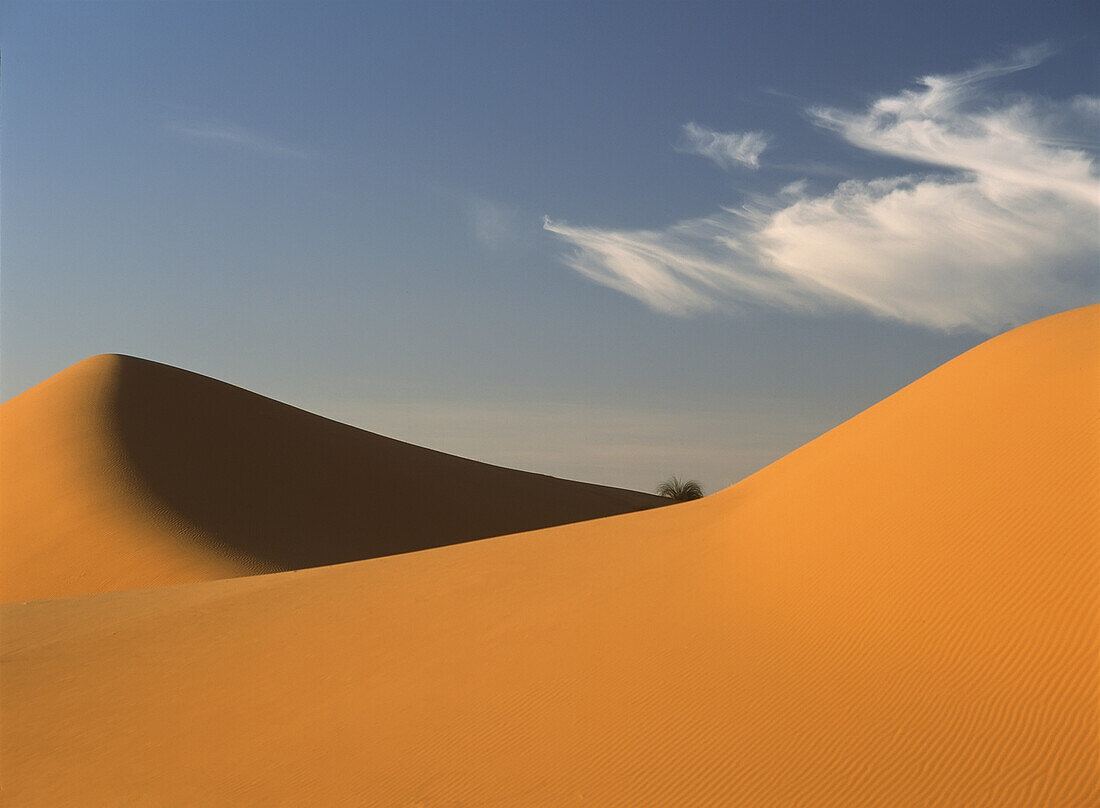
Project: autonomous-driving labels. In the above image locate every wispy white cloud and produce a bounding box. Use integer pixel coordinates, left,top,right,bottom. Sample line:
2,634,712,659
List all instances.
678,122,769,169
170,119,311,159
547,48,1099,333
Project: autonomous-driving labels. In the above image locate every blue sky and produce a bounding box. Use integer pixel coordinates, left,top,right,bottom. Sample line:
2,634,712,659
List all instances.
2,1,1097,492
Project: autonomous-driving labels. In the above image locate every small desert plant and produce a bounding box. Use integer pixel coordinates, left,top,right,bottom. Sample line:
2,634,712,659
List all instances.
655,476,704,502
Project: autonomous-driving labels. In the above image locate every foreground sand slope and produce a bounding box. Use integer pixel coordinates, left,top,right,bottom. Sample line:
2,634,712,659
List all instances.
3,305,1097,806
0,355,666,601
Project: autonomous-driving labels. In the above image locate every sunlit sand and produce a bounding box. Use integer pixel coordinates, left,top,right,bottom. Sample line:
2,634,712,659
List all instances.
2,304,1097,805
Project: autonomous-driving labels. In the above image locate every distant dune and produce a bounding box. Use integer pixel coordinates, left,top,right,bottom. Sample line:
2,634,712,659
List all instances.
3,305,1097,805
0,354,667,602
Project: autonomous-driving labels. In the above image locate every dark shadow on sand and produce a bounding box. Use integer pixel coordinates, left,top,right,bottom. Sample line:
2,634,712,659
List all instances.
108,356,668,572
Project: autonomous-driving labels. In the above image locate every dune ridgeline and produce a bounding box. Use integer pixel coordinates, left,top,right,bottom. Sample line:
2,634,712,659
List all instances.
2,304,1097,806
0,354,667,602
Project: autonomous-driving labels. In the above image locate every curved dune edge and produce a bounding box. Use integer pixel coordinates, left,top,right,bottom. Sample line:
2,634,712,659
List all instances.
0,355,667,602
3,305,1098,806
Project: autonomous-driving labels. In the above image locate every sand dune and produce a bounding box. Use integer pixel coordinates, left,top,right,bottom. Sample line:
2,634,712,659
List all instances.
2,305,1097,805
0,354,666,602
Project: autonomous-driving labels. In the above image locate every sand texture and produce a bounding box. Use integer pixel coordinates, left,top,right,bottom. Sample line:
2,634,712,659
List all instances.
0,354,667,602
2,305,1098,805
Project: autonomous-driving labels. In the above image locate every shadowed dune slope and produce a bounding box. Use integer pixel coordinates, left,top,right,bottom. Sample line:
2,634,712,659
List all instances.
0,355,667,602
3,305,1098,806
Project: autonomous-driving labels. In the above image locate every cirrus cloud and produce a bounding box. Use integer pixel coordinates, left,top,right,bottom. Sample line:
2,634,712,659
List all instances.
546,47,1099,333
678,122,770,169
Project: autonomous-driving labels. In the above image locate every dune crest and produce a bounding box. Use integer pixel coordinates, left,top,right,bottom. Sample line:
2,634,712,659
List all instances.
2,305,1097,805
0,354,666,602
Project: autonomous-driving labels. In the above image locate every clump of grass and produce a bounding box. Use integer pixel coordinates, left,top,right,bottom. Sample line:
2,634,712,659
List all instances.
655,476,704,502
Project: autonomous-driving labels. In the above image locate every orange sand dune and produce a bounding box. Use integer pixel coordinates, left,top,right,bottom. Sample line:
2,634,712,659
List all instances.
3,305,1098,806
0,354,666,602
